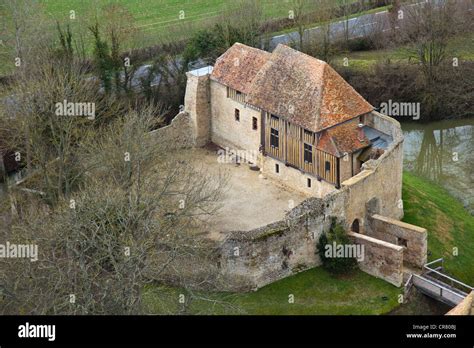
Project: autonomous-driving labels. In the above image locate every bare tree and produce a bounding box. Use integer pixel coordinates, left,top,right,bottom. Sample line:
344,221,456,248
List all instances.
0,42,126,205
305,0,337,61
0,108,228,315
399,1,464,115
288,0,317,52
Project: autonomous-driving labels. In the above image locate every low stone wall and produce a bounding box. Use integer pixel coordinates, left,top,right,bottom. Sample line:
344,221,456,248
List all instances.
369,214,427,268
219,197,336,291
348,232,404,287
446,291,474,315
148,112,193,149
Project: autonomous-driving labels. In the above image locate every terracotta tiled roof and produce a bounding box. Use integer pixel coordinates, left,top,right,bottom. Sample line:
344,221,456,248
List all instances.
320,64,374,130
210,43,271,95
317,121,370,157
212,43,373,132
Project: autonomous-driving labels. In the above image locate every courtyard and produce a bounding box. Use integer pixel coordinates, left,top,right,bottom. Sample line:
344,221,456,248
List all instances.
186,146,308,240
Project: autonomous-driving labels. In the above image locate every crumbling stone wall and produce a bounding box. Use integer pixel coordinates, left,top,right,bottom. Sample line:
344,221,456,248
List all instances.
219,197,336,291
148,112,193,149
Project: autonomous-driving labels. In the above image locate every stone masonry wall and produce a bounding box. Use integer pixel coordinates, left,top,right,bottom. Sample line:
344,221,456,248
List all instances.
260,155,337,198
219,197,338,291
148,112,193,149
210,81,261,163
369,214,427,268
341,112,404,234
185,72,211,147
348,232,404,287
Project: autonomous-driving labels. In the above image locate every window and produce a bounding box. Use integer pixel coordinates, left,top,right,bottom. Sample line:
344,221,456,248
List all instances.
325,161,331,172
307,178,312,188
234,109,240,121
252,117,258,130
236,91,242,97
271,114,279,122
275,163,280,174
270,128,279,148
304,143,313,164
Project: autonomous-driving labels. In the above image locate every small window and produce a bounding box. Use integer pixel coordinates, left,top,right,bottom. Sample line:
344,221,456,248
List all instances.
307,178,312,188
236,91,242,97
252,117,258,130
270,128,279,148
304,143,313,164
325,161,331,172
275,163,280,174
235,109,240,121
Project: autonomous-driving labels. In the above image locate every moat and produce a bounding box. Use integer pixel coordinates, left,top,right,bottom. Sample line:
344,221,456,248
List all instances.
402,118,474,215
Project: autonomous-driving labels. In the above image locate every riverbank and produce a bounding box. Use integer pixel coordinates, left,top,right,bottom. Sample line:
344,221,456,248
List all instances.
402,118,474,215
402,172,474,285
143,172,474,315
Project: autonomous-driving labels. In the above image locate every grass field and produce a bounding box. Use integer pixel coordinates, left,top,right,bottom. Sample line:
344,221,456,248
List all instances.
402,171,474,285
333,33,474,70
0,0,361,76
143,269,402,315
143,172,474,315
39,0,359,32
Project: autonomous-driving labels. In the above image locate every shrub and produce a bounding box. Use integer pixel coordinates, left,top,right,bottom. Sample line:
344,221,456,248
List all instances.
317,218,357,274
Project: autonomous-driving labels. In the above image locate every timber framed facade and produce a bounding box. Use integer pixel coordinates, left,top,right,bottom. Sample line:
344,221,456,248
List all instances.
263,112,340,187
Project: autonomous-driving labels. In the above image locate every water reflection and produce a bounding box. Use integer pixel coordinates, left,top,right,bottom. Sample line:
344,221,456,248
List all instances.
402,118,474,214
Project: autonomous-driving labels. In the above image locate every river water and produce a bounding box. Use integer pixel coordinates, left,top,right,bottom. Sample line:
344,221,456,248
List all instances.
401,118,474,215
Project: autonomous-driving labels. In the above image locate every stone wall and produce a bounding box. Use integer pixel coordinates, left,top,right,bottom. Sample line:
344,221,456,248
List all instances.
260,155,337,197
341,113,404,234
185,72,211,147
446,291,474,315
219,197,337,291
368,214,427,268
348,232,404,287
148,112,193,149
210,81,261,162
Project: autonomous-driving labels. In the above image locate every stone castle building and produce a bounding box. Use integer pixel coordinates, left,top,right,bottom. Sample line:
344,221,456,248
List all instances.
157,43,428,291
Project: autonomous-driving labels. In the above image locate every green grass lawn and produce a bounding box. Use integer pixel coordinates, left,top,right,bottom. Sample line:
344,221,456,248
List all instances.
143,171,473,315
402,171,474,285
333,33,474,71
143,268,402,315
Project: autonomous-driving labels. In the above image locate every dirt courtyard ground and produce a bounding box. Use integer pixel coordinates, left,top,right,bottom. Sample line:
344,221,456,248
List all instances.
184,146,308,241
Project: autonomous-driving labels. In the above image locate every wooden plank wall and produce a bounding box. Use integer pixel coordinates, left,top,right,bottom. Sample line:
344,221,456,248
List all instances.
265,112,286,160
316,150,338,184
263,112,338,185
227,87,246,104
